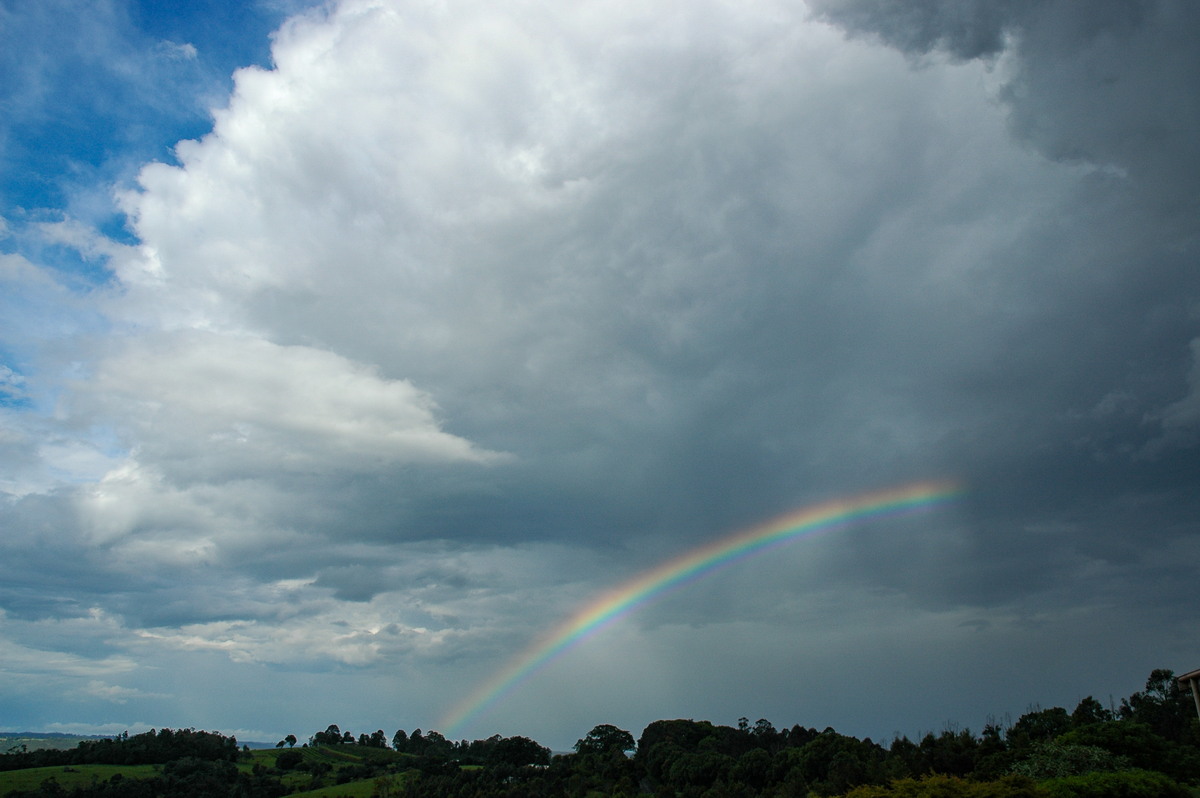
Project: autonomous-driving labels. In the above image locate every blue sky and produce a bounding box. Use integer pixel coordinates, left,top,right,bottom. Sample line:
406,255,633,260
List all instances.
1,0,1198,750
1,1,289,241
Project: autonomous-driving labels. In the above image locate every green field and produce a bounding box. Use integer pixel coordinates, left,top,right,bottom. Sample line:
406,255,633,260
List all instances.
239,745,416,795
0,744,417,797
244,744,409,767
287,777,400,798
0,763,159,796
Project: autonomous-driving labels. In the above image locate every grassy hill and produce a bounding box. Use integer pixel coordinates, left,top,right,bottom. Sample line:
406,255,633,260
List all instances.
0,742,416,797
0,763,159,795
240,745,415,796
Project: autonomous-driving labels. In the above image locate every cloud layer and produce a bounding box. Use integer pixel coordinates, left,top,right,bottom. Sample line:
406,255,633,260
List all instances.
1,0,1198,748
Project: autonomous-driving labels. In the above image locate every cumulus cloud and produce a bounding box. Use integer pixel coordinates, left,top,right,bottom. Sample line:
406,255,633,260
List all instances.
1,0,1198,748
83,331,504,473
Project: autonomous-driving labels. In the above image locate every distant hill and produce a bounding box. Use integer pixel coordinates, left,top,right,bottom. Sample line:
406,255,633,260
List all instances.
1,732,278,752
0,733,110,753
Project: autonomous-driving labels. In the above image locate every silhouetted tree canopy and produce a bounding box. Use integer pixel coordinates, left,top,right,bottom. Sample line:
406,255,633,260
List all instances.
2,667,1197,797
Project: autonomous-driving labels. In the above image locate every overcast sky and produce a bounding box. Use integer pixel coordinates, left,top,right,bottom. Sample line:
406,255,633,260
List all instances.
1,0,1198,750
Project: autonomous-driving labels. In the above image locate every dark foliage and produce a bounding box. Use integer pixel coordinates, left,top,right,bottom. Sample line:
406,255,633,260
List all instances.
0,728,238,772
2,667,1197,797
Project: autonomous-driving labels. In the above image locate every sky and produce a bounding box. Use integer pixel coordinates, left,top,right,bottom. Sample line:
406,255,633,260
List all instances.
1,0,1198,751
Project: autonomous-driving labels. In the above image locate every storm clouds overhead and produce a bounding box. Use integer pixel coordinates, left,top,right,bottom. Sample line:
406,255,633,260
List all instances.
1,0,1198,749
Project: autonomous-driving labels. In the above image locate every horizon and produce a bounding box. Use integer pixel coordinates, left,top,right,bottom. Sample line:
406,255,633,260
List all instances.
0,662,1176,752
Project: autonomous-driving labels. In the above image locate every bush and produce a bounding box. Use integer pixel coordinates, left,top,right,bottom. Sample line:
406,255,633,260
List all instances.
1040,769,1189,798
275,748,303,770
843,774,1046,798
1008,741,1130,779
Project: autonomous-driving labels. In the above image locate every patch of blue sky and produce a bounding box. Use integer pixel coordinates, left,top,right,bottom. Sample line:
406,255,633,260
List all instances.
1,0,316,269
0,219,116,291
41,425,128,485
0,252,111,408
0,363,31,409
128,0,291,76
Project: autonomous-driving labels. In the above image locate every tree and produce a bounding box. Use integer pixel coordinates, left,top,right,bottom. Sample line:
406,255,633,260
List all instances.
732,748,773,791
1060,720,1200,782
667,750,734,788
1120,669,1197,743
636,719,723,783
489,735,551,767
311,725,342,746
915,729,981,777
276,748,304,771
1007,707,1071,749
392,729,408,752
753,718,777,737
1071,697,1113,727
1008,740,1129,779
793,729,886,795
575,724,636,756
423,730,452,757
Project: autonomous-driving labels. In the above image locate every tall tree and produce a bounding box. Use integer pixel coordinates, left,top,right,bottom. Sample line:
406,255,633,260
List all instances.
575,724,636,756
1121,669,1197,743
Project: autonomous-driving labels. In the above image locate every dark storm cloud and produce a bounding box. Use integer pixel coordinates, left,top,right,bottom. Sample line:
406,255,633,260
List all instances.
811,0,1200,209
801,0,1200,617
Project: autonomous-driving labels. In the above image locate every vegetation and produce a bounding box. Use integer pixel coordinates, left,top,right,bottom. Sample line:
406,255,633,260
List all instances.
1,668,1197,797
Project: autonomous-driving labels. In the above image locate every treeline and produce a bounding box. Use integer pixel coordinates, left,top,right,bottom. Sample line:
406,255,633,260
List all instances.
0,728,238,771
303,723,551,767
389,668,1200,797
2,667,1198,798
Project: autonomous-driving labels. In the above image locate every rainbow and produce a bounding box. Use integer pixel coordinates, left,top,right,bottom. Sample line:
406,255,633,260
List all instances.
440,479,962,737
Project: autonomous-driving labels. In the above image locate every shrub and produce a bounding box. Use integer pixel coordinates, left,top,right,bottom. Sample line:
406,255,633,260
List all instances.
275,748,303,770
1040,769,1189,798
1008,741,1130,779
843,774,1046,798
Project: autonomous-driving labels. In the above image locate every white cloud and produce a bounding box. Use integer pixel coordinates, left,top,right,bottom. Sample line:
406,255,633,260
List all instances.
0,365,26,401
155,41,198,61
80,680,169,704
0,633,137,682
82,331,505,475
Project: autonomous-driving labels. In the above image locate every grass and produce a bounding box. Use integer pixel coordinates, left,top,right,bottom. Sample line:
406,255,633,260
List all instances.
0,764,159,796
236,746,416,796
0,745,415,797
287,769,413,798
241,745,409,769
286,779,383,797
